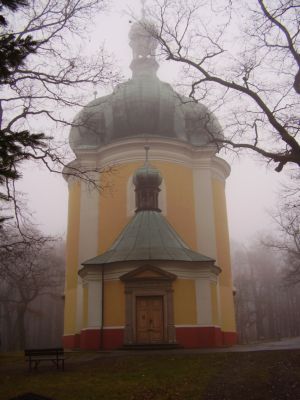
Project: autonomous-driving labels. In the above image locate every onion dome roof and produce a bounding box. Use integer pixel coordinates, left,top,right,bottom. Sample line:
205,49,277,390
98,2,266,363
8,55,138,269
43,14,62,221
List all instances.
133,163,162,187
69,20,223,153
133,146,162,187
82,210,215,265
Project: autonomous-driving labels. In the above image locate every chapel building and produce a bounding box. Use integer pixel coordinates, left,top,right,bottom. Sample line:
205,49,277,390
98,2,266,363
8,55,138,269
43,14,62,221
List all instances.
62,18,237,350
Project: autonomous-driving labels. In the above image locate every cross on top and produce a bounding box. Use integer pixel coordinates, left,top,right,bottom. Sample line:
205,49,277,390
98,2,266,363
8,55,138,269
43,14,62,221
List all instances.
141,0,146,19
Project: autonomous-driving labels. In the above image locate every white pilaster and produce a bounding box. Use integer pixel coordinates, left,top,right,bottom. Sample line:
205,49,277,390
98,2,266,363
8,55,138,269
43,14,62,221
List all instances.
87,275,103,328
76,174,100,332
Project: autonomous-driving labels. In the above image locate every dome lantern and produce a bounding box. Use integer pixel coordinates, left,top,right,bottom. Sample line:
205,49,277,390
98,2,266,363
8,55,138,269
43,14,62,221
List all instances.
129,9,159,79
133,145,162,212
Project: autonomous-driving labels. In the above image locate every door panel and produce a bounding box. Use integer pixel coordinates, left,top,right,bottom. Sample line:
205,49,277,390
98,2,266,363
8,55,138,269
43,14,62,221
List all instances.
136,296,164,344
136,298,149,343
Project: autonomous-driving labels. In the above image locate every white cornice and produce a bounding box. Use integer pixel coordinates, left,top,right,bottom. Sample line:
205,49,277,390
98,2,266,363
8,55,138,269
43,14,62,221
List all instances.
80,260,221,281
65,137,231,182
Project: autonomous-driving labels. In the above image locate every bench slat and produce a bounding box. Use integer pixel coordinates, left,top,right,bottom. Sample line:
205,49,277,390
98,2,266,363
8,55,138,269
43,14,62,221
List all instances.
25,348,63,355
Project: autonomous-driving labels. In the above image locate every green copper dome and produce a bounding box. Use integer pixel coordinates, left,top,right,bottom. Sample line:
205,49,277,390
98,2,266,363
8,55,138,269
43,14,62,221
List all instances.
69,21,223,153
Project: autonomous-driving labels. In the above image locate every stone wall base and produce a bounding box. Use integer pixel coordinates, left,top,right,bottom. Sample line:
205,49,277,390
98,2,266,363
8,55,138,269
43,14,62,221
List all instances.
63,327,237,350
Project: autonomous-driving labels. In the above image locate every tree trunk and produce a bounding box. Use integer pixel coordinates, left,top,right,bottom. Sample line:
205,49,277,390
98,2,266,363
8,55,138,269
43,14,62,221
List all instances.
16,305,27,350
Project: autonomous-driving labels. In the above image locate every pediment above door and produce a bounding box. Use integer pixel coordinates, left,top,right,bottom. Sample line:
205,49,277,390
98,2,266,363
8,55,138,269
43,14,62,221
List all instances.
120,265,177,282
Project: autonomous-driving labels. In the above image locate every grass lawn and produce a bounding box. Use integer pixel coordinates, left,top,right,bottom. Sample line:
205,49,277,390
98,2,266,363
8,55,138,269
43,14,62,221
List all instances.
0,350,300,400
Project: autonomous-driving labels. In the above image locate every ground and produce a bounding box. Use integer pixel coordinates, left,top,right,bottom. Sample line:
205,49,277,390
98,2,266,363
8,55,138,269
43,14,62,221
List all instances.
1,338,300,400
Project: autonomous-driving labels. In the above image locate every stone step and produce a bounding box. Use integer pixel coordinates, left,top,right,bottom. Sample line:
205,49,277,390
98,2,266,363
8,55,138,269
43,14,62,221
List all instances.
119,343,183,351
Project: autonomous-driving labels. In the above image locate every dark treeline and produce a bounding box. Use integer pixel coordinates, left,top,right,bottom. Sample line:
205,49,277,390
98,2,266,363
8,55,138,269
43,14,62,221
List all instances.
1,283,64,351
0,234,65,351
232,243,300,344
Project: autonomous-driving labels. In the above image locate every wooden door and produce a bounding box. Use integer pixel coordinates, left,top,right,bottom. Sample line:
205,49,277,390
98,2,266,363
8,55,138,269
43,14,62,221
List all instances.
136,296,164,344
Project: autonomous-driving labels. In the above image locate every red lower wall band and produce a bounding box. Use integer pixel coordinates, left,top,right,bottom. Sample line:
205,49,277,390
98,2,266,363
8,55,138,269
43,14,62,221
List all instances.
176,327,223,348
63,327,237,350
222,331,238,346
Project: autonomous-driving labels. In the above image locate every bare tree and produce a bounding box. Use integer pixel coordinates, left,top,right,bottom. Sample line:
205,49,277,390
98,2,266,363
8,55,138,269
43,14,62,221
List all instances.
269,217,300,284
0,226,64,350
262,174,300,284
142,0,299,172
0,0,118,224
232,240,300,343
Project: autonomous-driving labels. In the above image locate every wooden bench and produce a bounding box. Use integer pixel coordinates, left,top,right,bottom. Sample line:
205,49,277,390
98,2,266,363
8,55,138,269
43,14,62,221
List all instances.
24,348,65,371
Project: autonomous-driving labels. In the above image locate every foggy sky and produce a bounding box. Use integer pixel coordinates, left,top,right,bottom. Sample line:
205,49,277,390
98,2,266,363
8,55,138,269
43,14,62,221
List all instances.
16,0,288,247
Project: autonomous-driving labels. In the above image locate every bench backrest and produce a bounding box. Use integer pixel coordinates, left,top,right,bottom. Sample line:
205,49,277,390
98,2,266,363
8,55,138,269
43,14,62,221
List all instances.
25,348,64,356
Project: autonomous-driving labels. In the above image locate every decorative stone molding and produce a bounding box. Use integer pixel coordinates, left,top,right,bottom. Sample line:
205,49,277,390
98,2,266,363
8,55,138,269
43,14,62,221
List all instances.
100,260,220,281
66,136,230,181
120,265,177,345
78,267,103,329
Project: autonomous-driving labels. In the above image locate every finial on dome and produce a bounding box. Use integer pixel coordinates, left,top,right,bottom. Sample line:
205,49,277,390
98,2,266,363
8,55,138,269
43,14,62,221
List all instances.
144,144,150,164
128,5,159,79
93,83,97,99
141,0,146,19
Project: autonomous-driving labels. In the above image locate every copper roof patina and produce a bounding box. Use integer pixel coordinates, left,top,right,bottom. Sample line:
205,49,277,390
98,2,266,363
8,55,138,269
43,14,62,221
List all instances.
82,210,214,266
69,18,223,153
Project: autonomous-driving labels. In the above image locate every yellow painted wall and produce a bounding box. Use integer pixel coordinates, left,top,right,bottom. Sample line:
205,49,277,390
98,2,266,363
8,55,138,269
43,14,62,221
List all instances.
212,179,232,286
99,163,139,253
64,288,77,335
173,279,197,325
212,178,236,332
219,286,236,332
65,159,236,335
64,181,81,335
103,280,125,326
155,162,197,250
65,181,81,290
98,162,197,253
